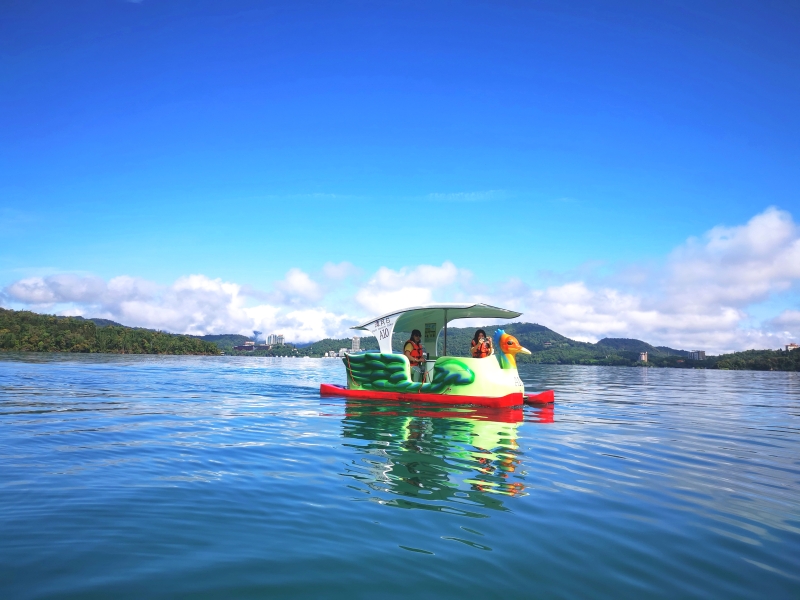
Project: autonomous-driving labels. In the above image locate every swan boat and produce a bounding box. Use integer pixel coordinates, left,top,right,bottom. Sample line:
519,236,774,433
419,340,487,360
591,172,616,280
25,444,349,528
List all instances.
319,303,555,407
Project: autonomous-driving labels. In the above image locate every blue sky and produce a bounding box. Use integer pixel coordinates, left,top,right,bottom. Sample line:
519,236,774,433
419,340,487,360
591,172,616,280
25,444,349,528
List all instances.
1,0,799,351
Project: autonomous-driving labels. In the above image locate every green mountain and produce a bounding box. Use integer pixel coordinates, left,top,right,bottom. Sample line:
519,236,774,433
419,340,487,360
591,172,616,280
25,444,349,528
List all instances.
197,334,251,352
58,315,125,328
597,337,656,353
0,308,219,355
655,345,689,357
596,338,687,357
708,348,800,371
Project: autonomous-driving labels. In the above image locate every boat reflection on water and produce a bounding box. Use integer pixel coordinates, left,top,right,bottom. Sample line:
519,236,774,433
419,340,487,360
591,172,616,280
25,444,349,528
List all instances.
338,399,546,514
528,403,554,424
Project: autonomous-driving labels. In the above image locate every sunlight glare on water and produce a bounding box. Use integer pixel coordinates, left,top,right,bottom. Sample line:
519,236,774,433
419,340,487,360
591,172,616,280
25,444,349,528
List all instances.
0,354,798,598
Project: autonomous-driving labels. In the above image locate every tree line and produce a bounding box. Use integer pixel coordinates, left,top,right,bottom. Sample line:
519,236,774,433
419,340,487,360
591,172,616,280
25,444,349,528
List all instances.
3,308,796,370
0,309,220,355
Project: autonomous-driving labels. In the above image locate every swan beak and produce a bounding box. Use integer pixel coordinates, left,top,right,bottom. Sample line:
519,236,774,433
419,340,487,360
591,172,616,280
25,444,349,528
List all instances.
518,346,531,355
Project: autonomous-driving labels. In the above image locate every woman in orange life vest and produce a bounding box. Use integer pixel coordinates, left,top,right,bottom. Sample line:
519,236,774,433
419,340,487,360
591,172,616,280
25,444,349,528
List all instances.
404,329,426,382
471,329,493,358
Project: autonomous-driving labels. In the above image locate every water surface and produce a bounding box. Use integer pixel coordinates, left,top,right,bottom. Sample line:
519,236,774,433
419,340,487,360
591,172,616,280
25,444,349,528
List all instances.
1,355,798,598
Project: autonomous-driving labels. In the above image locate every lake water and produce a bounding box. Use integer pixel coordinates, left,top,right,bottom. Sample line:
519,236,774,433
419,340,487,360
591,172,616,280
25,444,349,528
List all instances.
1,354,798,599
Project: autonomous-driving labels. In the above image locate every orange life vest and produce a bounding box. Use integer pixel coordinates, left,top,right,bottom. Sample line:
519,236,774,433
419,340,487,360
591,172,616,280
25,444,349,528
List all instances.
405,340,424,365
471,339,491,358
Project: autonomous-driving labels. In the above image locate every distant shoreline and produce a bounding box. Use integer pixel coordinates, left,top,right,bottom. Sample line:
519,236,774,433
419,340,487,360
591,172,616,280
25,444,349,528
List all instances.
2,351,798,374
0,309,219,356
2,308,797,371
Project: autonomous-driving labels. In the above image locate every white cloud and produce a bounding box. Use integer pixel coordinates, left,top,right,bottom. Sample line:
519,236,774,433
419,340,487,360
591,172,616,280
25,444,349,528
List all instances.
496,207,800,352
509,280,750,350
277,308,354,342
2,273,354,342
2,208,798,352
355,287,436,316
354,261,471,315
769,310,800,329
274,268,323,305
665,207,800,310
322,261,361,281
6,274,106,304
5,277,57,304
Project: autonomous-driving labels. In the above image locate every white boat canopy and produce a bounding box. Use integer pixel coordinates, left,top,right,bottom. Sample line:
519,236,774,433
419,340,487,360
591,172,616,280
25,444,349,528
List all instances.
351,303,522,355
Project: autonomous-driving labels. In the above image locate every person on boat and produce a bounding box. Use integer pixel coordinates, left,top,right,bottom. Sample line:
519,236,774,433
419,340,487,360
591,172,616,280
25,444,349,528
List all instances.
404,329,426,381
471,329,493,358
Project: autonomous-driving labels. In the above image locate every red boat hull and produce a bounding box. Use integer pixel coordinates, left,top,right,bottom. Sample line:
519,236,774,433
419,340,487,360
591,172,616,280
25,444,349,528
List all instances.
319,383,554,407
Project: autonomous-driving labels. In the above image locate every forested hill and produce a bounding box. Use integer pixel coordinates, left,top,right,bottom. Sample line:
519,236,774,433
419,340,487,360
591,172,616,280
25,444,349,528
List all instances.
0,308,220,355
596,338,687,357
197,334,250,351
69,316,124,328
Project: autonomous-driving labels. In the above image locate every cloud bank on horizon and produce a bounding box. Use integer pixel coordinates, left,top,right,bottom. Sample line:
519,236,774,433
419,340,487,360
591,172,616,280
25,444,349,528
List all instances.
2,207,798,354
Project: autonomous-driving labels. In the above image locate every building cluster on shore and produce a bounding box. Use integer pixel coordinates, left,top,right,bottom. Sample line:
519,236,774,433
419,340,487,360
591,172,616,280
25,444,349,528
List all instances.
638,349,705,363
323,337,362,358
233,332,285,352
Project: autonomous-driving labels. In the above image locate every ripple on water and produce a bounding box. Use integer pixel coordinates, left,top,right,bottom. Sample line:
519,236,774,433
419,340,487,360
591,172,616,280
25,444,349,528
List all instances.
0,355,798,598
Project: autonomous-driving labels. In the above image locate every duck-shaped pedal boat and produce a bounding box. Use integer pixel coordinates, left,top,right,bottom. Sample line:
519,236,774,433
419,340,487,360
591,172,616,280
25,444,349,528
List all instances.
320,303,555,408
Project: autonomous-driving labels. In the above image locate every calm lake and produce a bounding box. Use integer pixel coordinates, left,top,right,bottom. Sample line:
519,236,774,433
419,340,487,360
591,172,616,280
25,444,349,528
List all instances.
1,354,798,598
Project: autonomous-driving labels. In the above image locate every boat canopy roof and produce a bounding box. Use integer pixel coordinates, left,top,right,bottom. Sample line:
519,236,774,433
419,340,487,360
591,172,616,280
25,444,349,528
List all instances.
352,303,521,355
